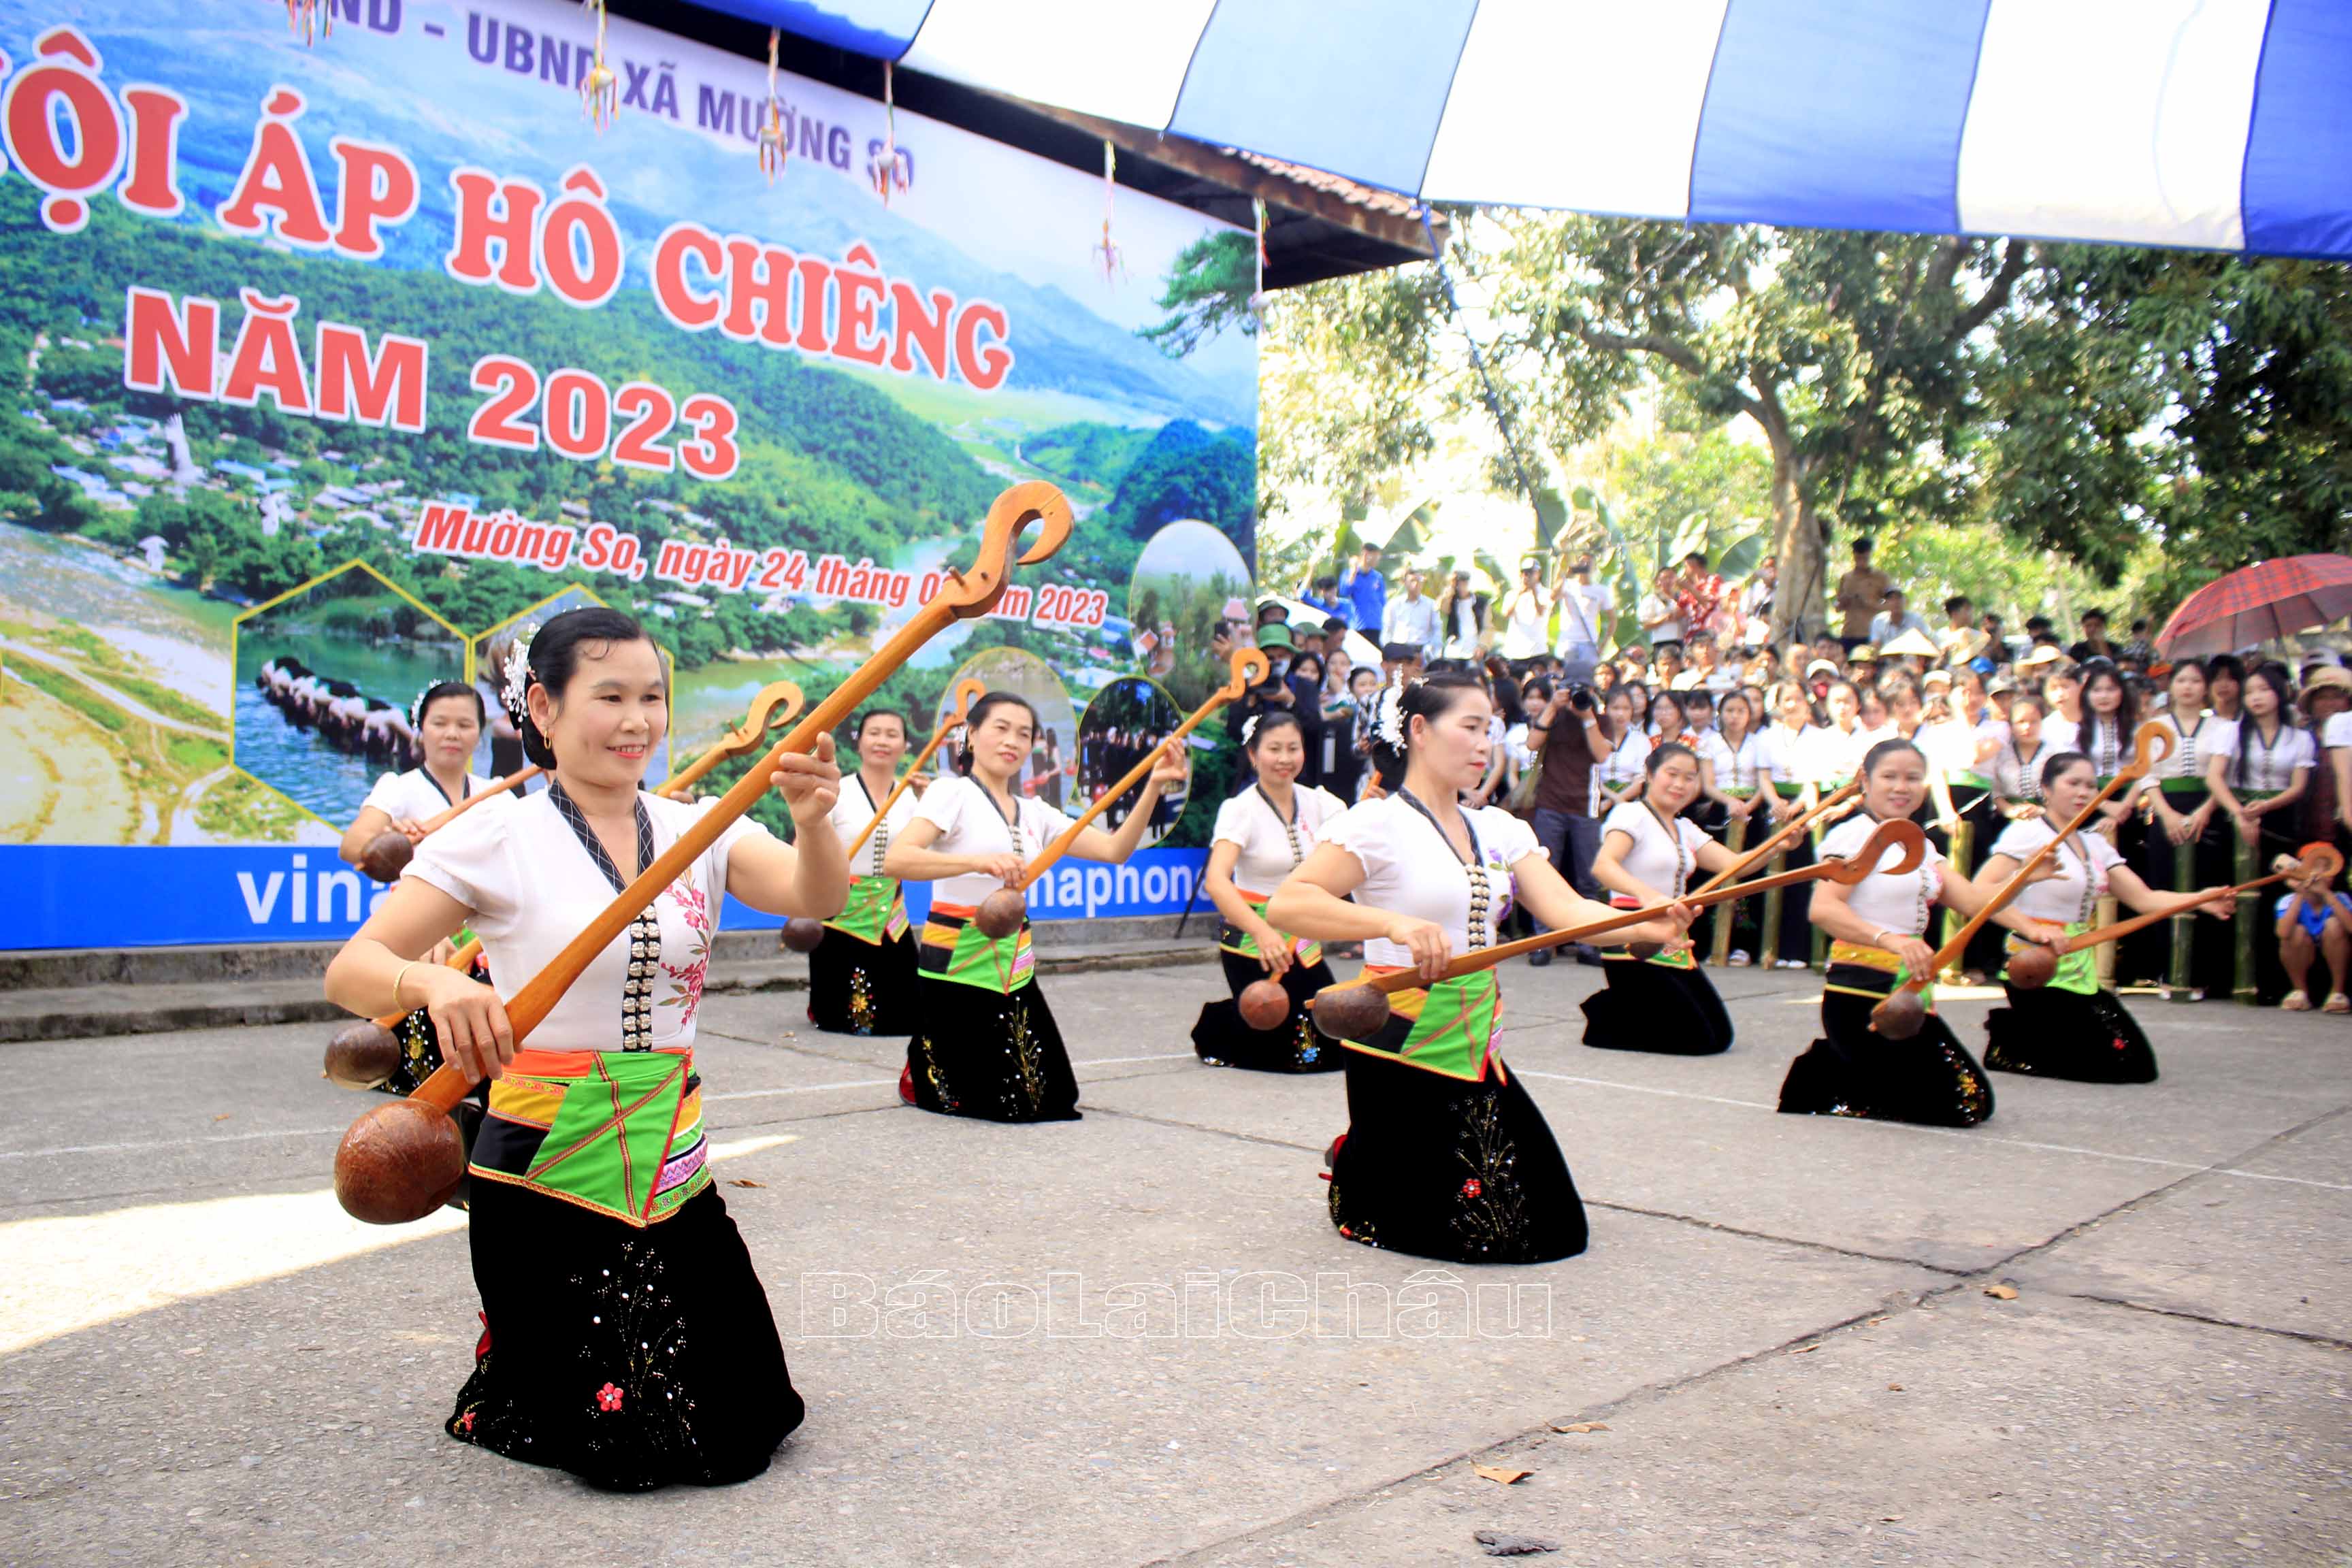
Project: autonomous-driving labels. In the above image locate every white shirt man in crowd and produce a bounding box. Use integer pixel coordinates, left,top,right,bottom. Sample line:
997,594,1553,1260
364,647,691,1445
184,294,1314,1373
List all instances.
1382,569,1440,665
1553,556,1612,676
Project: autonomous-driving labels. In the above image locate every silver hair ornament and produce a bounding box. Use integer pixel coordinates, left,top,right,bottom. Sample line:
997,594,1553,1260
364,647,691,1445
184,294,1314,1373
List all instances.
501,625,538,721
1373,685,1407,749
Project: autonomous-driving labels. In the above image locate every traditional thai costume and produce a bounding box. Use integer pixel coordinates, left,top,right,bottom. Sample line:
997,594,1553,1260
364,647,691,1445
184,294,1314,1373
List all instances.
1190,783,1345,1073
1756,722,1820,964
1776,813,1995,1127
1693,727,1775,962
2128,710,2232,994
2211,717,2313,1004
806,773,918,1036
902,774,1079,1122
1582,800,1733,1054
1979,817,2156,1082
1320,792,1587,1264
404,781,802,1490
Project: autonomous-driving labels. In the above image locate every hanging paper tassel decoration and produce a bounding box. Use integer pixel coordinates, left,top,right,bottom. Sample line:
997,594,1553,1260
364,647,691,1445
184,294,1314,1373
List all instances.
284,0,331,46
1092,140,1125,284
866,61,910,204
757,28,790,183
581,0,619,131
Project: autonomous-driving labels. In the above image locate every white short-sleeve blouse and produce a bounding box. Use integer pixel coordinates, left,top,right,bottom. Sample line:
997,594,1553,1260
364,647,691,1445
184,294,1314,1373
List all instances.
1322,794,1541,969
404,787,768,1053
830,771,919,878
1212,784,1346,895
1820,811,1946,939
911,773,1075,909
1600,800,1708,900
1988,817,2121,926
362,767,497,824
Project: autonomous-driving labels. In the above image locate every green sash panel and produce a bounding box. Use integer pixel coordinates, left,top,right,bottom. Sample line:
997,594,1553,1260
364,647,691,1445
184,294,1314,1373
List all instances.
825,873,909,945
918,905,1034,994
491,1049,706,1226
2008,924,2097,996
1342,968,1501,1082
1217,897,1324,968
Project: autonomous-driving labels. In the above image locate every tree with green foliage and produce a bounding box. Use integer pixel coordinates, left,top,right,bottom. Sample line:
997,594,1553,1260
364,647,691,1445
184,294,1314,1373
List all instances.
1980,248,2352,606
1473,218,2032,641
1139,231,1258,359
1257,265,1451,528
1262,212,2352,638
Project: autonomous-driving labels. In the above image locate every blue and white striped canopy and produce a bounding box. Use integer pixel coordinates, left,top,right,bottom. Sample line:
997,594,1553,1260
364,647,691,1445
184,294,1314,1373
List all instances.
701,0,2352,260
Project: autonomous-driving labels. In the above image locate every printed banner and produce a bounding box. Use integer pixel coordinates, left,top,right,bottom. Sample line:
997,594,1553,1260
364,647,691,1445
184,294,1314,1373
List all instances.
0,0,1257,946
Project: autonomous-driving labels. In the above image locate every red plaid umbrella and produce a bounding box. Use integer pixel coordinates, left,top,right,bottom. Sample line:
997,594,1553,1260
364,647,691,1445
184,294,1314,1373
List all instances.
2156,555,2352,659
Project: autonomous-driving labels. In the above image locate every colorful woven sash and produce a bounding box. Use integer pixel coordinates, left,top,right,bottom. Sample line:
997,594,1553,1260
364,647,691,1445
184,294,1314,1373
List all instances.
2006,921,2097,996
1603,892,1694,968
471,1047,708,1226
1823,938,1934,1007
825,873,909,945
1216,891,1324,968
918,900,1034,994
1341,964,1502,1081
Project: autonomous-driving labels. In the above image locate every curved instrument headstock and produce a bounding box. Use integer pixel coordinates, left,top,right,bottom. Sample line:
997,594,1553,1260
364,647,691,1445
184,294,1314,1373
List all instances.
938,482,1074,619
1820,817,1927,883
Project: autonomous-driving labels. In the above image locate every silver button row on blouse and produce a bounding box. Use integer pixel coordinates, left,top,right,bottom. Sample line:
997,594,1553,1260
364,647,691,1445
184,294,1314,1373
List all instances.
621,911,659,1049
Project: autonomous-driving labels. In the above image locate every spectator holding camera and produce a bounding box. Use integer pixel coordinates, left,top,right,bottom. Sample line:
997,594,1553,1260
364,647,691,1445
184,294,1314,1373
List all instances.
1522,676,1612,966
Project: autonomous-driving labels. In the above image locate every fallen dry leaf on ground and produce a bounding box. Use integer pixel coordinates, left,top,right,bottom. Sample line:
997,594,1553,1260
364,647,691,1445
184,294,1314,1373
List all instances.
1984,1284,2019,1300
728,1179,766,1188
1473,1465,1532,1486
1474,1529,1559,1556
1548,1422,1609,1434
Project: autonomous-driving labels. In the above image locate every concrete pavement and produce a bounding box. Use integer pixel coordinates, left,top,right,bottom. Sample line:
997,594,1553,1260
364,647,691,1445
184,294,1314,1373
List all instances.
0,960,2345,1565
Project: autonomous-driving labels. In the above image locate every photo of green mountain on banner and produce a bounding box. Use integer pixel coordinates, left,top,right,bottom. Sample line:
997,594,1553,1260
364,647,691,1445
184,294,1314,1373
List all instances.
0,0,1258,847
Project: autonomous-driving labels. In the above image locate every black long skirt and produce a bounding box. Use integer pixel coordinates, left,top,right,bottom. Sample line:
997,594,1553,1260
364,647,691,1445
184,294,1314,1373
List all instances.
1983,983,2157,1083
806,925,919,1036
1326,1033,1586,1264
2129,791,2232,992
1192,949,1342,1072
1761,817,1814,964
1949,792,2009,979
904,977,1080,1122
1777,968,1995,1126
1580,958,1733,1054
448,1183,802,1491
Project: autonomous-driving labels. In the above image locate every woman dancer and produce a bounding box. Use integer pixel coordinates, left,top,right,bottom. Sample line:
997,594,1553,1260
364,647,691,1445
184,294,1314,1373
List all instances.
886,691,1186,1122
1268,674,1689,1263
1777,738,2040,1128
1582,742,1737,1054
340,681,494,871
322,608,849,1490
807,708,923,1036
1978,751,2232,1081
2133,659,2232,998
1191,711,1346,1072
